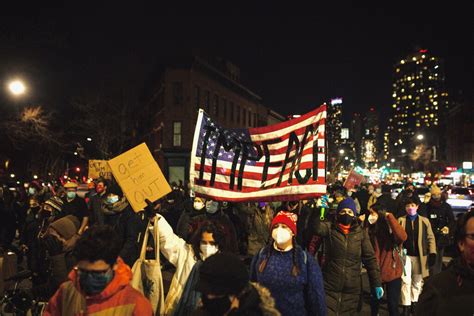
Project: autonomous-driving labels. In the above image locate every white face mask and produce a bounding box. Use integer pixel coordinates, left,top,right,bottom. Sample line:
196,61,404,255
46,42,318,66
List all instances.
272,227,292,245
347,191,353,197
194,201,204,211
368,213,379,225
375,188,382,194
200,244,218,260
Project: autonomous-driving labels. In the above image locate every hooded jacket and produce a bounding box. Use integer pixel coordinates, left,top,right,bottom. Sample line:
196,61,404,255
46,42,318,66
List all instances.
43,257,152,316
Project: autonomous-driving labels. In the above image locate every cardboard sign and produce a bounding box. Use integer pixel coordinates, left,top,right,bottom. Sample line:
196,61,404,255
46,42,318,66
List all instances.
88,160,113,180
108,143,172,212
343,169,365,191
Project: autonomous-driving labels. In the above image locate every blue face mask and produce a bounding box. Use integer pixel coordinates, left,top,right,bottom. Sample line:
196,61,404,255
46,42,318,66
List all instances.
107,196,119,204
79,269,114,296
66,191,76,199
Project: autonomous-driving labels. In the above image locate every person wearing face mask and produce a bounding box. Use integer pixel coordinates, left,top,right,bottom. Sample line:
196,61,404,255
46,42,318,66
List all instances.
177,197,239,254
361,202,407,316
61,182,89,236
367,184,383,211
195,252,280,316
250,211,326,316
398,199,436,315
43,225,152,316
152,206,227,315
395,183,421,218
416,211,474,315
418,184,455,276
313,197,382,315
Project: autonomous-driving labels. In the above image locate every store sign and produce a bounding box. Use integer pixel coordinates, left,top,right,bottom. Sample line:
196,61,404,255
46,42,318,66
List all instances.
446,166,457,172
462,161,473,170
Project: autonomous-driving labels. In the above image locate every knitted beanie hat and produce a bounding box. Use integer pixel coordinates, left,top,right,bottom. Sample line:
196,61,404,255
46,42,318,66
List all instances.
49,215,80,240
337,198,358,215
271,211,298,235
44,196,64,213
430,184,442,195
197,252,249,295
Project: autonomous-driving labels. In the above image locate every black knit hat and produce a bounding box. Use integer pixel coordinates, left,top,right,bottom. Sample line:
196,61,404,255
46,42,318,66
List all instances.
196,252,249,296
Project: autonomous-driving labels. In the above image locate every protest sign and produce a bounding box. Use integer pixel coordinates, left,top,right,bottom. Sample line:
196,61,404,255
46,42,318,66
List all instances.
343,169,365,191
108,143,171,212
88,160,113,179
190,105,327,202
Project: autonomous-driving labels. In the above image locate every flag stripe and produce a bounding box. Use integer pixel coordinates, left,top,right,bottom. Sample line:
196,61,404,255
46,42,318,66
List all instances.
190,105,327,201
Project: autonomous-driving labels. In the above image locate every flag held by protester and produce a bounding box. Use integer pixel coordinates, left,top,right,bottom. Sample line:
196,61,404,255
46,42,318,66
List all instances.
190,105,327,202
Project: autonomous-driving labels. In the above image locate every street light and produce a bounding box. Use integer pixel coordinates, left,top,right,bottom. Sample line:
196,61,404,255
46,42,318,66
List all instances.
8,80,26,96
339,149,345,155
401,148,407,154
416,134,424,140
10,173,15,178
86,137,92,142
390,158,395,163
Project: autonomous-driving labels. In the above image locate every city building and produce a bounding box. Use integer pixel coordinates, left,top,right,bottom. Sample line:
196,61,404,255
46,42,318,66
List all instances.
350,112,363,163
385,49,449,168
140,56,284,184
362,107,380,167
326,98,343,169
446,100,474,166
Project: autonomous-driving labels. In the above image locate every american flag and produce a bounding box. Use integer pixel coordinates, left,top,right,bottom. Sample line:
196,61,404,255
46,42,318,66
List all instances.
190,105,327,202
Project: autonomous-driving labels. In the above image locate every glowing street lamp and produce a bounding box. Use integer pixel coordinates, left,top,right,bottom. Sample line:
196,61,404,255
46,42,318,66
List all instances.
8,80,26,96
401,148,407,154
390,158,395,163
416,134,424,140
339,149,345,155
10,173,15,178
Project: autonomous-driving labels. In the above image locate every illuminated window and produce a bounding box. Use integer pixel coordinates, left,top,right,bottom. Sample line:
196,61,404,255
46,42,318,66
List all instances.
173,122,182,147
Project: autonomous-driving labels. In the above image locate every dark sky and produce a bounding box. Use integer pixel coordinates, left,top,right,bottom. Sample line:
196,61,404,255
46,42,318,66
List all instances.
1,2,472,126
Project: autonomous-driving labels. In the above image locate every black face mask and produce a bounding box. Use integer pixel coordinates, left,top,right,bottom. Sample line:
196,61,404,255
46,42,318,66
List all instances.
202,295,231,315
337,213,354,225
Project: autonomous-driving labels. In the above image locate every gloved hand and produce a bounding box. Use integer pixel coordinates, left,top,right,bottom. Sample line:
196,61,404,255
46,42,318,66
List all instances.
428,253,437,267
145,198,160,218
375,287,384,300
42,235,64,256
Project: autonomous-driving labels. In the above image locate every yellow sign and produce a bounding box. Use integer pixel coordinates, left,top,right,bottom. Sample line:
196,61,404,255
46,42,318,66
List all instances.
88,160,113,180
107,143,171,212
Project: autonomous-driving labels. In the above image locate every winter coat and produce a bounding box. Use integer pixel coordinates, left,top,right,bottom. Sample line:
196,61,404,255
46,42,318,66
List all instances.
416,257,474,315
192,282,281,316
250,245,326,316
313,218,381,315
367,213,407,283
157,215,198,315
398,215,437,278
43,257,152,316
117,209,149,267
419,200,455,247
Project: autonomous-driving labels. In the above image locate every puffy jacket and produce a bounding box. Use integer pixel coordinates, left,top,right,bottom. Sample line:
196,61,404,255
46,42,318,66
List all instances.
43,257,152,316
313,217,381,315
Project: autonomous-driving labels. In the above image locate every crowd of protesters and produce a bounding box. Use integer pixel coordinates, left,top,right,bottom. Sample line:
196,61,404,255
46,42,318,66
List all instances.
0,177,473,315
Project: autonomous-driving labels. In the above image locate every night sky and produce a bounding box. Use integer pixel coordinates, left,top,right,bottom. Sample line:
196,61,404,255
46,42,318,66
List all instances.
1,2,472,126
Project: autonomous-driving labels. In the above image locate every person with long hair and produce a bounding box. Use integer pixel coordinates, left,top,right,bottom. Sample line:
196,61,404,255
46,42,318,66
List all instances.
361,201,407,316
250,211,326,315
154,207,227,315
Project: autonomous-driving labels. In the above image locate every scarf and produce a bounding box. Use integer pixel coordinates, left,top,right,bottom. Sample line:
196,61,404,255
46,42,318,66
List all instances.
337,223,351,235
407,213,418,221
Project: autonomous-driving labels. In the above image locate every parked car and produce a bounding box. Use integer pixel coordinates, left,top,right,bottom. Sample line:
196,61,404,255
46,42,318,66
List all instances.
447,186,474,217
